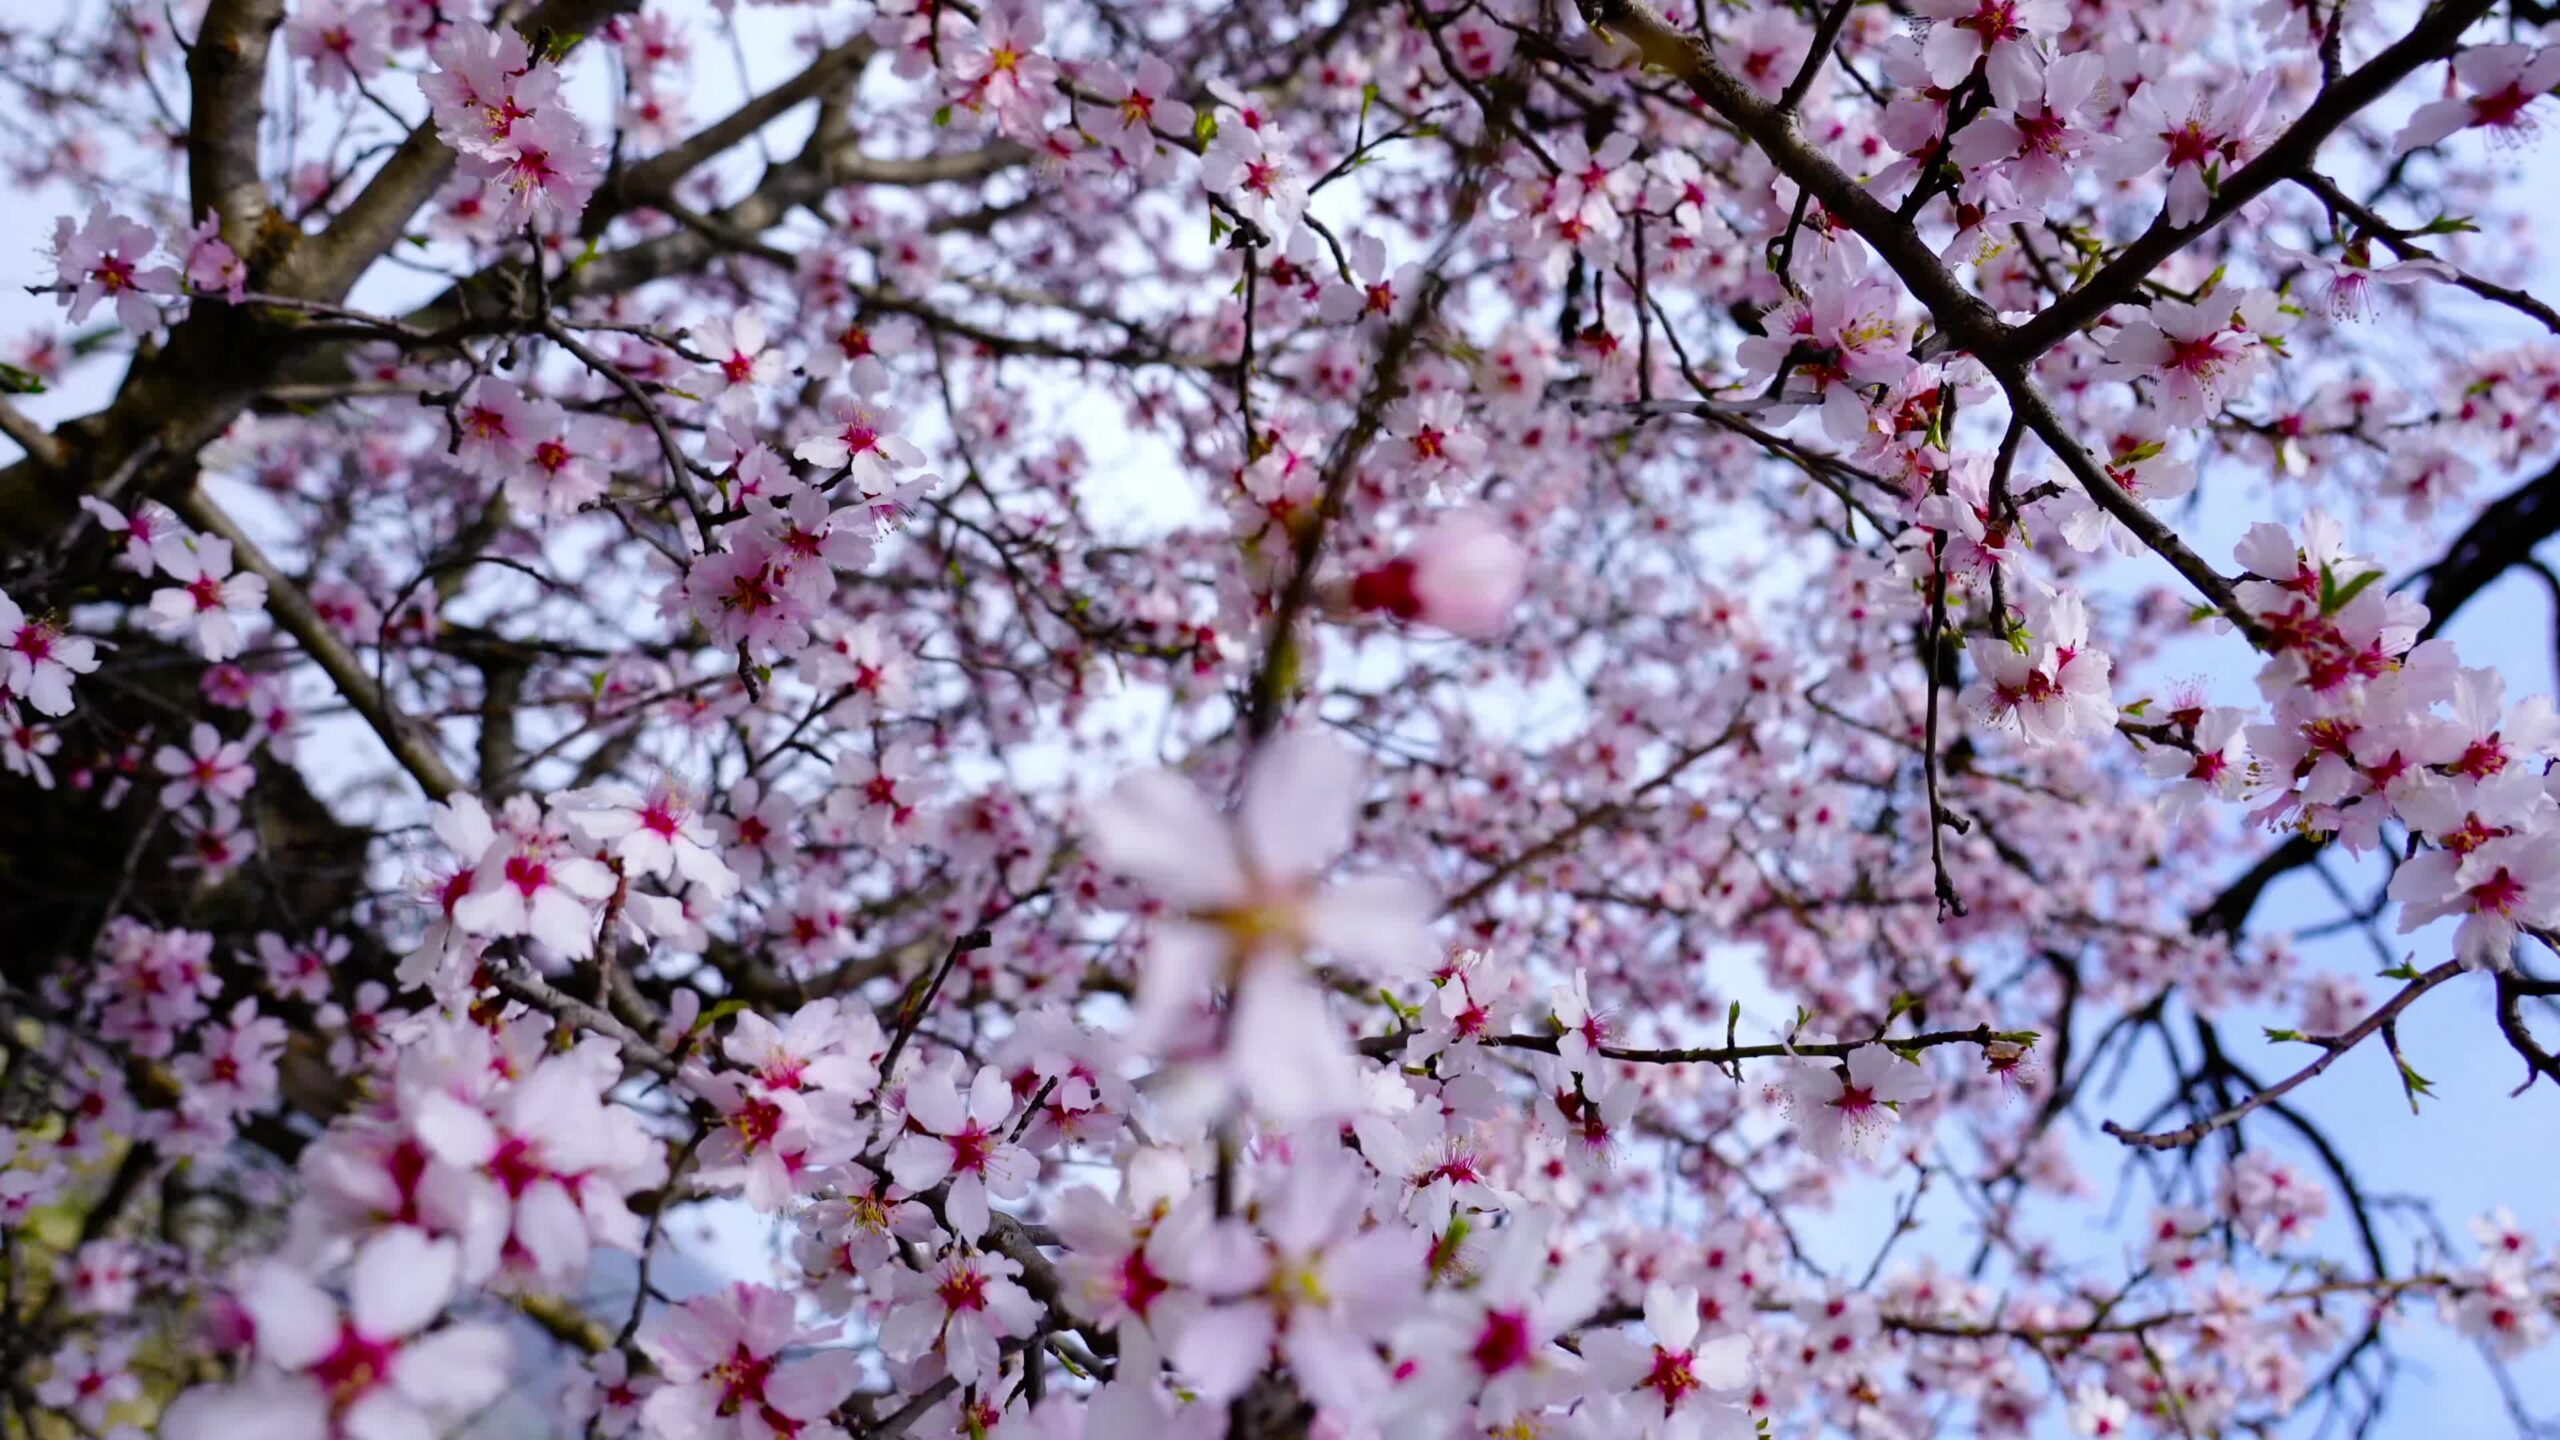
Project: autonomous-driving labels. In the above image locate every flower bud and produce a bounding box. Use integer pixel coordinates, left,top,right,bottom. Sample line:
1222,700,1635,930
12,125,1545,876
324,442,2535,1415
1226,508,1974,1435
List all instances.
1347,510,1525,639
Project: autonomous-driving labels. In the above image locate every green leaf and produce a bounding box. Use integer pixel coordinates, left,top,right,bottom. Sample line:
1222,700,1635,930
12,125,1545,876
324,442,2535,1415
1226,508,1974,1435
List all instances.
0,361,44,395
932,104,954,128
2322,566,2383,616
1427,1215,1474,1279
2262,1027,2305,1044
1194,111,1218,145
2397,1058,2434,1114
1377,987,1420,1026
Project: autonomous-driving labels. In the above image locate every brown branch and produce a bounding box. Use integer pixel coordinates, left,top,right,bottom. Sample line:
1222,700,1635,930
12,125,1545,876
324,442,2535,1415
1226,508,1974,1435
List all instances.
2495,971,2560,1096
1776,0,1858,116
0,397,63,470
2416,454,2560,639
875,928,995,1081
185,0,287,257
609,35,878,212
1439,722,1745,916
489,965,680,1078
1569,0,2007,357
2103,960,2467,1150
1358,1021,2038,1066
1562,2,2266,640
1922,519,1968,919
2005,0,2497,358
1991,361,2269,645
1876,1274,2457,1342
284,0,644,303
170,484,467,802
2293,171,2560,337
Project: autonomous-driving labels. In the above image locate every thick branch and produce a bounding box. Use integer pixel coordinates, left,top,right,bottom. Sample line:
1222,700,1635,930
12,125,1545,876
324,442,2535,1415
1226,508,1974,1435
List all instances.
186,0,287,256
171,485,466,802
0,398,63,470
282,0,644,303
608,35,878,211
2416,454,2560,639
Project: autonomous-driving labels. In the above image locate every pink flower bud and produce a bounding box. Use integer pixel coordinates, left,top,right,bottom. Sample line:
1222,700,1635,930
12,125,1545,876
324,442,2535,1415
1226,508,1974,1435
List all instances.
1349,510,1527,639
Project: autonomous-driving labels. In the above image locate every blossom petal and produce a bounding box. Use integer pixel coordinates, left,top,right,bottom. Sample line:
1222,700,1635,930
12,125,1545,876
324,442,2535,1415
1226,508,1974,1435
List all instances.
1240,731,1362,882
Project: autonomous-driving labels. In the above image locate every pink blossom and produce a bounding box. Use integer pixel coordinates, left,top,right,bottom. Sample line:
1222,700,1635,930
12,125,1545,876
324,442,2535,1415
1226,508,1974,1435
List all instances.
179,217,247,303
561,778,739,898
2398,46,2560,152
50,205,178,333
2103,72,2279,227
1584,1283,1755,1440
1204,116,1309,235
145,533,268,663
450,795,618,957
0,587,97,717
791,401,926,495
164,1228,509,1440
639,1283,861,1438
1083,732,1435,1123
1909,0,2064,100
879,1246,1044,1387
1779,1044,1935,1162
154,722,255,811
2104,291,2284,426
1173,1150,1422,1414
1948,51,2112,209
1087,55,1196,162
693,308,784,416
1391,1215,1604,1426
886,1062,1037,1240
2390,832,2560,970
1347,508,1528,639
36,1332,142,1428
285,0,392,93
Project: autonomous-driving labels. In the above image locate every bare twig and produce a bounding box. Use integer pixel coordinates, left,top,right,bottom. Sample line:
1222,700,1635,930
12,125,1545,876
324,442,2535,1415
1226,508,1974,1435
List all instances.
2103,961,2467,1150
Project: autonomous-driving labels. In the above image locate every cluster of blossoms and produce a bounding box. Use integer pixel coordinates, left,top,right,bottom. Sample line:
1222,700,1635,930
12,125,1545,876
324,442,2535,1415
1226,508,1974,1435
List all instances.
47,204,245,338
407,782,736,991
3,496,273,858
9,1,2560,1439
1,583,100,781
422,21,604,230
2128,512,2560,970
